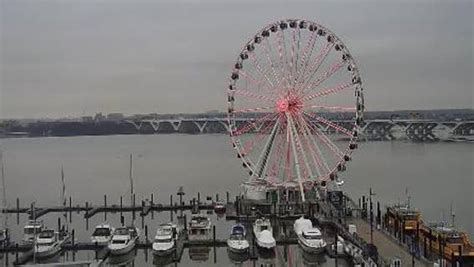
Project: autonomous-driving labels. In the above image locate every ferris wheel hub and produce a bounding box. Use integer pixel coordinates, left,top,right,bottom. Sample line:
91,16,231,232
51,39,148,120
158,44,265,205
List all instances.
276,95,303,113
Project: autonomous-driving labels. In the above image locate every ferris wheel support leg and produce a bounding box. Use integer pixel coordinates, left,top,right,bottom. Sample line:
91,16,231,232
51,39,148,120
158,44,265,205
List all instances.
287,113,306,203
252,120,280,181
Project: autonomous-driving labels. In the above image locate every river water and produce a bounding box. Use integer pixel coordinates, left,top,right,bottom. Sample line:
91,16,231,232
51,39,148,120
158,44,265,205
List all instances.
1,135,472,266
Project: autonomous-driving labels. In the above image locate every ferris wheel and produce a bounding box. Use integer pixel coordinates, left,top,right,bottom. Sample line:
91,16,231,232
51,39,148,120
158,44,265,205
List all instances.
227,19,364,199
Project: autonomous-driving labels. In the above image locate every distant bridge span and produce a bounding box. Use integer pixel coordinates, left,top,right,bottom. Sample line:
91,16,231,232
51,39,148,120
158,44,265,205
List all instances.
124,118,474,142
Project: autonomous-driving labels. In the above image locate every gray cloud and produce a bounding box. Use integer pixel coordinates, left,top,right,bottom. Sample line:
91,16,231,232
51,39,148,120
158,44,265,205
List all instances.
1,0,472,118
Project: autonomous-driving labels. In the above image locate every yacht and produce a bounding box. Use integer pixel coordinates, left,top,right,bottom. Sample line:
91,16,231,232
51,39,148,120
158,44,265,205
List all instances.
23,220,44,244
91,224,114,245
188,214,211,241
294,216,326,253
108,226,140,255
34,229,70,258
227,223,249,253
152,223,180,256
253,218,276,250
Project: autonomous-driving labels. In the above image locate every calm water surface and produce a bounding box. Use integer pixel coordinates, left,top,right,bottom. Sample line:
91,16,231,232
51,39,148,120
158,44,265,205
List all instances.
1,135,472,266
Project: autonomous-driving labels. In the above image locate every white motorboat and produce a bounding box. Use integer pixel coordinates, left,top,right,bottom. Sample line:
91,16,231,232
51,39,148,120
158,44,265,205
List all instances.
294,217,326,253
0,229,7,246
152,223,179,256
253,218,276,249
214,201,226,214
91,224,114,245
23,220,44,244
188,214,211,241
227,224,249,253
108,226,140,255
34,229,70,258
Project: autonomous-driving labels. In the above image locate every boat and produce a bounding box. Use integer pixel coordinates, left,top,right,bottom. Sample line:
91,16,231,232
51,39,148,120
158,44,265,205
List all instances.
108,226,140,255
34,229,70,258
152,223,180,256
91,224,114,245
0,229,7,247
188,214,211,241
253,218,276,250
214,201,226,214
23,220,44,244
227,224,249,253
294,216,326,253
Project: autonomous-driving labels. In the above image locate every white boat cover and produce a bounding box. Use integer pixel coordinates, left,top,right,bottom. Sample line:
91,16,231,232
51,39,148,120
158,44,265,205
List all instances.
294,216,313,235
256,230,276,248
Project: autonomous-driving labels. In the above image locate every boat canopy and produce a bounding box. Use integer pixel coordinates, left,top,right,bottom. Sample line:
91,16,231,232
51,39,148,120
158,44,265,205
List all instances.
231,224,246,236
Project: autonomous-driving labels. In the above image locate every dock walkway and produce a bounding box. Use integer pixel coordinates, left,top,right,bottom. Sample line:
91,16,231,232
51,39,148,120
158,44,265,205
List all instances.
347,217,430,266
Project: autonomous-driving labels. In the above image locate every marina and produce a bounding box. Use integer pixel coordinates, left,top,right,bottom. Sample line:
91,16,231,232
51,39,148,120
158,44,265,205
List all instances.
1,3,473,266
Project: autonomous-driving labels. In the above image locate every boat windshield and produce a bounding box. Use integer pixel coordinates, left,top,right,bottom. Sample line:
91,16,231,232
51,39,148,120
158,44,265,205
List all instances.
115,228,129,235
112,239,127,244
92,228,111,236
155,238,172,243
24,228,40,235
260,225,268,231
38,241,54,246
302,233,322,239
39,231,55,238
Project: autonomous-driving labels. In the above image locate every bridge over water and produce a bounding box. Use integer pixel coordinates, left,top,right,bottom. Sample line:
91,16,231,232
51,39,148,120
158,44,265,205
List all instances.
125,118,474,142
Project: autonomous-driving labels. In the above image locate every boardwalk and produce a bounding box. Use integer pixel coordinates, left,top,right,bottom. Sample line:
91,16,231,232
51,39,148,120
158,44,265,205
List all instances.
347,218,431,266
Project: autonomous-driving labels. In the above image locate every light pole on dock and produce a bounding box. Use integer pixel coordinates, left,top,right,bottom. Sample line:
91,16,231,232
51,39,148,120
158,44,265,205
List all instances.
369,188,376,244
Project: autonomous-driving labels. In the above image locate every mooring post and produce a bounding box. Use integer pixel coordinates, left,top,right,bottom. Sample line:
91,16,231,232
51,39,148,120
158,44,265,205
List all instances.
15,243,19,262
85,201,89,230
197,192,200,204
132,194,136,221
121,215,124,226
72,229,75,246
151,193,155,219
458,245,463,267
120,196,123,217
216,193,219,202
16,197,20,224
145,225,149,243
69,196,72,223
57,217,61,232
104,194,107,221
226,191,230,204
334,233,338,254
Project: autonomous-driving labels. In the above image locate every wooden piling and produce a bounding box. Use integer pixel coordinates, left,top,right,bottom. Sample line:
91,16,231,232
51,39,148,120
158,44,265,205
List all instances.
120,196,123,217
226,191,229,204
104,194,107,221
69,196,72,223
72,229,75,246
16,197,19,224
145,225,148,242
216,193,219,202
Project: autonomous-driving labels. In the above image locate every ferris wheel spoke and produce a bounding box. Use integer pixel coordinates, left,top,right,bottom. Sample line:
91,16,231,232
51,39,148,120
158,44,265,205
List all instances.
297,42,334,93
267,128,286,178
232,89,276,103
252,120,281,179
302,82,354,102
231,112,277,136
302,113,346,158
289,28,298,88
239,114,279,154
248,51,277,93
232,105,275,115
301,59,347,96
286,113,306,201
294,31,317,87
295,114,331,175
304,104,356,112
262,38,283,93
276,29,291,91
237,70,274,93
292,114,322,178
305,112,353,137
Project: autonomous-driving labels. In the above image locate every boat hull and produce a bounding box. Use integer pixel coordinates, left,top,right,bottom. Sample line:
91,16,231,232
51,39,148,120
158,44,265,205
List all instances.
109,240,136,255
298,238,326,254
34,243,62,259
153,245,176,256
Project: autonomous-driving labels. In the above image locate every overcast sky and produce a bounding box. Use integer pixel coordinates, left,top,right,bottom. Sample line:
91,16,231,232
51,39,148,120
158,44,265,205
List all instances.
1,0,473,119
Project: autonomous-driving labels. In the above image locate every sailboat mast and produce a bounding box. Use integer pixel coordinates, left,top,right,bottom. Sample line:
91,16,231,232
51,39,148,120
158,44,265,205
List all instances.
129,154,134,206
0,147,7,229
